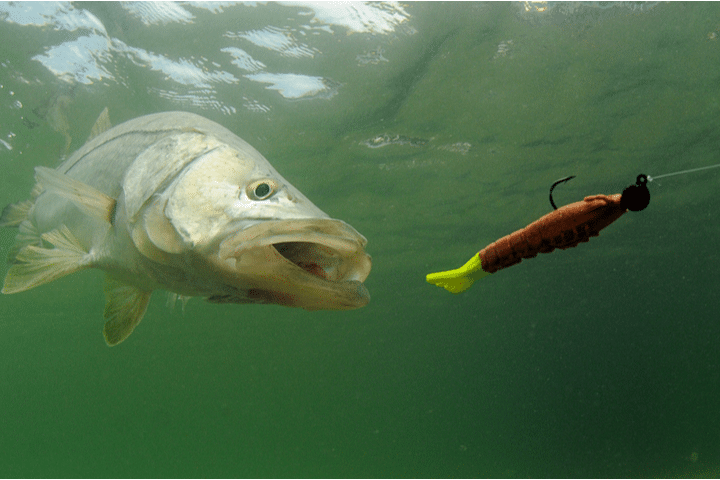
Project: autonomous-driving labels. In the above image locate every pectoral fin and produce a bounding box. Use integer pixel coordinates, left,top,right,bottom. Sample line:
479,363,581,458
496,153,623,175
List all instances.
34,167,116,224
103,276,152,346
2,224,91,294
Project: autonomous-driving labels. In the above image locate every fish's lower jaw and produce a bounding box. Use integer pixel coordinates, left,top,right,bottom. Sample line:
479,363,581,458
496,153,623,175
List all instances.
207,278,370,310
237,271,371,311
254,279,370,310
303,279,371,310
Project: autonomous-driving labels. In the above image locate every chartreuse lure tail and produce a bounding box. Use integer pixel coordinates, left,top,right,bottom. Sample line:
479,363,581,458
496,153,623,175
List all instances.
426,254,490,294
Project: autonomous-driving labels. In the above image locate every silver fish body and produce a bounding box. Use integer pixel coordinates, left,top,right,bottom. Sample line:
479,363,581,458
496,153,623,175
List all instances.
1,111,371,345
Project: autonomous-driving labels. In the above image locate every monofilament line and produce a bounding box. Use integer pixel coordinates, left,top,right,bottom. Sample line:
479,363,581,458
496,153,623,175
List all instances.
648,163,720,181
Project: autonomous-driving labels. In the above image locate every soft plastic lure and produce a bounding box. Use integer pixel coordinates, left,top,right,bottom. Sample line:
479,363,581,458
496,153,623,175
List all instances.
426,174,651,294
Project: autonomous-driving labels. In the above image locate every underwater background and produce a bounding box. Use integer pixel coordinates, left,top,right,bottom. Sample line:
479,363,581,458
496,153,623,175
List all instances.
1,2,719,477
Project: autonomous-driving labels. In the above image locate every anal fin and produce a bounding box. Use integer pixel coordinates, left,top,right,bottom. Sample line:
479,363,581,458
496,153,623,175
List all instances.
2,224,91,294
166,292,191,312
103,276,152,346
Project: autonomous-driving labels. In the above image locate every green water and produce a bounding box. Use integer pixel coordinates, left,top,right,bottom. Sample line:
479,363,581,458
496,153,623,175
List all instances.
1,2,720,477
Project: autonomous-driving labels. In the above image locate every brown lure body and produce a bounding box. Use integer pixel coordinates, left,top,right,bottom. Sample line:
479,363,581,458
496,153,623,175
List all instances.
479,194,626,273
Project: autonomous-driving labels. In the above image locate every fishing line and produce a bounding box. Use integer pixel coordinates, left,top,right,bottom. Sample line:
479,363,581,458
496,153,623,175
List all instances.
647,162,720,181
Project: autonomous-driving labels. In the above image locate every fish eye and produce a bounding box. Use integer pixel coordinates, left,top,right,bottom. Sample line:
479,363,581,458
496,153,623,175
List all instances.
247,179,277,200
255,183,270,197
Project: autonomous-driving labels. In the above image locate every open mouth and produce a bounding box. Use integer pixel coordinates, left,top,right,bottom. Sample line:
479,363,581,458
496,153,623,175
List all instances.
219,219,371,285
271,240,372,283
213,219,371,309
273,242,332,280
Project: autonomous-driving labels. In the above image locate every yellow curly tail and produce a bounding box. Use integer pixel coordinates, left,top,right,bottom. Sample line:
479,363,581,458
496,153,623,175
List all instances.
426,253,490,294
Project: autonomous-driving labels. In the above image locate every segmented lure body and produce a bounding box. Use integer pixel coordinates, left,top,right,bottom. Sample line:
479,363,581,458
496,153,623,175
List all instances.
479,193,626,273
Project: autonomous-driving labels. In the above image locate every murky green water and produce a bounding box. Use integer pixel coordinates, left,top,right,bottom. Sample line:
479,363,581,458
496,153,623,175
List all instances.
1,2,720,477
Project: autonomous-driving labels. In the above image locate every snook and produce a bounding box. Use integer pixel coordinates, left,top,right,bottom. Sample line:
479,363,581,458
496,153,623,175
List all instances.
1,110,371,345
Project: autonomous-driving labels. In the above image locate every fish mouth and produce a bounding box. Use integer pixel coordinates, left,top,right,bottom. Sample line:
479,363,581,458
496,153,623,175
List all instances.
272,241,365,282
214,219,371,310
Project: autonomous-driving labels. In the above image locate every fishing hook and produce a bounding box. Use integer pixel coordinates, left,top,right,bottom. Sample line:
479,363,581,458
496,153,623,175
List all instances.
549,175,576,210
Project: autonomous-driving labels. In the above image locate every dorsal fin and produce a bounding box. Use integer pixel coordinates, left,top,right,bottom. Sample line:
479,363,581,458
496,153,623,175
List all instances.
87,107,112,142
35,167,116,224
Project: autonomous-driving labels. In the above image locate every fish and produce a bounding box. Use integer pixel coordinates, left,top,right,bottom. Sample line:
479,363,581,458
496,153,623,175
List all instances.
0,109,371,346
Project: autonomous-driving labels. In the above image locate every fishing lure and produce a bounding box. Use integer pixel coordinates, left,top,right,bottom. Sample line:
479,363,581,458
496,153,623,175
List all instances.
428,163,720,294
426,174,651,294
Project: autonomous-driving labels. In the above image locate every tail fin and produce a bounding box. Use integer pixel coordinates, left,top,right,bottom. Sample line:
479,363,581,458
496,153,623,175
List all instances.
2,224,92,294
0,200,34,228
426,254,490,294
